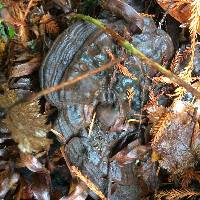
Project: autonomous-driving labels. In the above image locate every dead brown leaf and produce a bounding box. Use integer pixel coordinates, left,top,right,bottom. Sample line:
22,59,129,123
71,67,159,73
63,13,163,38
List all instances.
9,56,41,78
151,101,200,174
20,153,48,173
4,100,52,154
111,139,150,165
156,0,200,33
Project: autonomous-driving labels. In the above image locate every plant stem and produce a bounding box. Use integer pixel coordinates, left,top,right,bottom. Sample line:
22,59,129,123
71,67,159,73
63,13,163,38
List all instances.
72,14,200,100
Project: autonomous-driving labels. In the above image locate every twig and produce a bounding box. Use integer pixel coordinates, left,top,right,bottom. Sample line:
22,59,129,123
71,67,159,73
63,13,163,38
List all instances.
88,112,96,136
71,166,107,200
51,128,66,144
31,57,123,101
7,57,123,115
72,14,200,100
61,146,107,200
60,145,74,177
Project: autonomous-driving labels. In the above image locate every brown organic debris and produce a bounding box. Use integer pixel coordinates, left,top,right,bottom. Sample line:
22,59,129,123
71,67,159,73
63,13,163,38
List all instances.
9,55,41,78
151,100,200,175
4,100,51,153
20,153,49,173
156,0,200,33
0,84,17,108
0,84,52,154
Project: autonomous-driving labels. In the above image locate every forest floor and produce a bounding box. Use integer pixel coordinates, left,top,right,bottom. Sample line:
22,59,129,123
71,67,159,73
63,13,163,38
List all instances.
1,0,200,200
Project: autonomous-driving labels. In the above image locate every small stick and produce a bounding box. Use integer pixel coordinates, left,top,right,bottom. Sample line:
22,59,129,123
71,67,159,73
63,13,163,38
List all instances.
101,0,144,33
8,57,123,109
31,58,123,101
71,166,107,200
88,112,96,136
61,146,107,200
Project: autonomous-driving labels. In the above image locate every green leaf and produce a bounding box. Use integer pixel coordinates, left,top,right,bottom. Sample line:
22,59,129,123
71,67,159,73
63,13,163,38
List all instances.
0,3,4,10
8,26,15,39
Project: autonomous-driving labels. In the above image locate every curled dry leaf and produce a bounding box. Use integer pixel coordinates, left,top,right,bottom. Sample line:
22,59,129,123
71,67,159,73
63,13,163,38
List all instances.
20,153,48,173
156,0,200,33
9,55,41,78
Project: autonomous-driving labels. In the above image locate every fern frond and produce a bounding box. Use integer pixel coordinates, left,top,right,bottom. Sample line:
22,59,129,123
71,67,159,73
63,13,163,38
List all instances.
151,112,172,143
155,188,200,200
116,63,137,80
189,0,200,67
170,46,191,71
40,14,60,34
126,87,135,107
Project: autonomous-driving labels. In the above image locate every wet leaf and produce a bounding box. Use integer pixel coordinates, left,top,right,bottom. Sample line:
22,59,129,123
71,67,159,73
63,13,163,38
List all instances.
10,55,41,78
151,101,200,174
20,153,48,173
111,139,150,165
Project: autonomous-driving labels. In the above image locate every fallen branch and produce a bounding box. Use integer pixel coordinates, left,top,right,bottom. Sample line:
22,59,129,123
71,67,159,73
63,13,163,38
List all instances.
72,14,200,100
